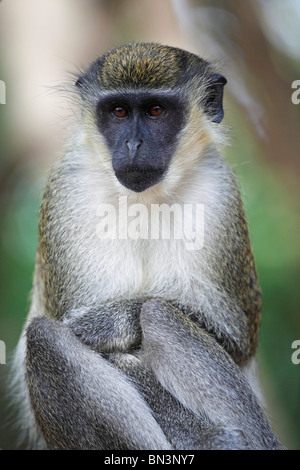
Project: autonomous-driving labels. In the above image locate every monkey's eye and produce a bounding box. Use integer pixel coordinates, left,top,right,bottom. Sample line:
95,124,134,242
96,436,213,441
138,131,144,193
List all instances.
112,106,128,118
147,104,164,117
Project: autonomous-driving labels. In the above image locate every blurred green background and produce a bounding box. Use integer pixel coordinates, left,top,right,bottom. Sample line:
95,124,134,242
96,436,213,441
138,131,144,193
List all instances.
0,0,299,449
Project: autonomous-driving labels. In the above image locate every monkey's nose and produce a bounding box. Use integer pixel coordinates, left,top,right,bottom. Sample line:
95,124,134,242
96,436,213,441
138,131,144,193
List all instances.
126,139,143,160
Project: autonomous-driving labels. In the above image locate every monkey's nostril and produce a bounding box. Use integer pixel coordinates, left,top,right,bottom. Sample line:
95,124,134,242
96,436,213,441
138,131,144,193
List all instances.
126,139,143,152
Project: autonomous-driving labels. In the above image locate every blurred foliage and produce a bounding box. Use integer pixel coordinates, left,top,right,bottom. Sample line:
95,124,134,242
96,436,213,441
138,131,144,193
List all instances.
225,107,300,448
0,166,42,450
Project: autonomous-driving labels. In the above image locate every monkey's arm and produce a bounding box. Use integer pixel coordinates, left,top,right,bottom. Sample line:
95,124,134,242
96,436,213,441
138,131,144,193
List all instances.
62,299,144,353
25,316,172,450
140,299,282,450
179,292,251,365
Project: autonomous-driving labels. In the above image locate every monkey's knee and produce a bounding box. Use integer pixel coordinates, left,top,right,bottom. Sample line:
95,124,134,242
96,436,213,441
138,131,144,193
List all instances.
141,299,181,337
141,298,197,351
26,316,66,358
139,299,190,371
25,316,81,416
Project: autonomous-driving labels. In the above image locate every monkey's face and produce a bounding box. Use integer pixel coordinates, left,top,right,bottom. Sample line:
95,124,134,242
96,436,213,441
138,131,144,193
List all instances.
96,91,186,192
76,43,227,193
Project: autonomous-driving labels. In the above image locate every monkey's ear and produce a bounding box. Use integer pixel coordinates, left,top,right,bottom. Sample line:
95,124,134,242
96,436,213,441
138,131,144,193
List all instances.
75,75,85,89
204,73,227,123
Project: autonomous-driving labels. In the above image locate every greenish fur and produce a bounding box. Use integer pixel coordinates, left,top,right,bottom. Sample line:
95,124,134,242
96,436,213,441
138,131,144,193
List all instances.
96,43,208,90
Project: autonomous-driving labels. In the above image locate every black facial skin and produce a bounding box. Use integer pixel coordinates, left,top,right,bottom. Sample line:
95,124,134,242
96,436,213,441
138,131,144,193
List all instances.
96,91,186,192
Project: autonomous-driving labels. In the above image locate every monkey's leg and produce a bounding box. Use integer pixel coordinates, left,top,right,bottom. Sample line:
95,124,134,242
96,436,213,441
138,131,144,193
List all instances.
63,301,249,449
62,299,276,449
25,317,172,450
140,299,283,450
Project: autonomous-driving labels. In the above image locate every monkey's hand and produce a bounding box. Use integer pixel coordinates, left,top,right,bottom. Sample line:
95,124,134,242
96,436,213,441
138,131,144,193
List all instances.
62,299,144,353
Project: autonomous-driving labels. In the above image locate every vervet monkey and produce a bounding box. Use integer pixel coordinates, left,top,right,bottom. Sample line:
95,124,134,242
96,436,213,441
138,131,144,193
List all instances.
12,43,282,450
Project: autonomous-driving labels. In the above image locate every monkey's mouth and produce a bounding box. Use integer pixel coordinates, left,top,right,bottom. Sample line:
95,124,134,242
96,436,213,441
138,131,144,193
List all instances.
115,166,165,192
